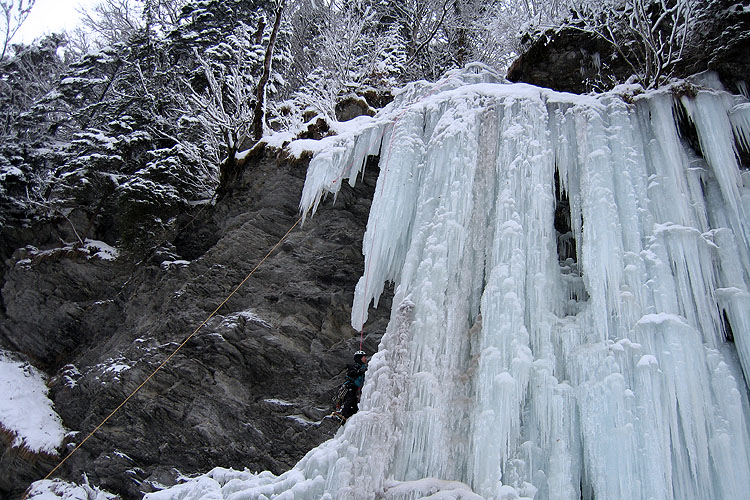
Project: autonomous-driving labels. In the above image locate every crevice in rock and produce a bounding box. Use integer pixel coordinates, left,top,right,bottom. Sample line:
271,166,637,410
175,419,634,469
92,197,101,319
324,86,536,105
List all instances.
555,169,577,263
731,123,750,171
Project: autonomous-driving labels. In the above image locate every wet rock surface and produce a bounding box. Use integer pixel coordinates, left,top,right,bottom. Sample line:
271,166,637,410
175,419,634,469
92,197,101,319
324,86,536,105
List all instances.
0,148,392,498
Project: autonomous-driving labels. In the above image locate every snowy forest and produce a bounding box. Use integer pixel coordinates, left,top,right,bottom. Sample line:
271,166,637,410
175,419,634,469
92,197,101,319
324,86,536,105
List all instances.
2,0,750,499
1,0,540,243
0,0,737,245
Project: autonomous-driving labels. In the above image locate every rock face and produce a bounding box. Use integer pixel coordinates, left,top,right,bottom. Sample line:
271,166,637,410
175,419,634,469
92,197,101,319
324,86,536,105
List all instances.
507,0,750,94
507,28,615,94
0,147,392,498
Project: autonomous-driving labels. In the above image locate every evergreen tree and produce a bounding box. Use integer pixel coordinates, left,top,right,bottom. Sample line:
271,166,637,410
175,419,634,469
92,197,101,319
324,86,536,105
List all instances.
38,0,295,249
0,34,68,224
45,28,218,250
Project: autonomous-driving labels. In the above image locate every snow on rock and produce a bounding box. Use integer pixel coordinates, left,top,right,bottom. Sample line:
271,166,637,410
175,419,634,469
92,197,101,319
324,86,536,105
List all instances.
25,478,116,500
0,351,67,454
148,66,750,500
219,309,272,329
84,239,118,260
21,239,119,262
263,399,295,407
161,259,191,270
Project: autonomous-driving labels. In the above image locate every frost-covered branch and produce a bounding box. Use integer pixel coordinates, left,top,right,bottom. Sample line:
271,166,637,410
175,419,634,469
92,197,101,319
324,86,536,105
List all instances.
0,0,35,60
187,49,254,166
78,0,143,47
404,0,450,68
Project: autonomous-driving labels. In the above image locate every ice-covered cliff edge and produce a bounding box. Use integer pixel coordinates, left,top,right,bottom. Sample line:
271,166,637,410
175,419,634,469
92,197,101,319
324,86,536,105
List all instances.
145,65,750,500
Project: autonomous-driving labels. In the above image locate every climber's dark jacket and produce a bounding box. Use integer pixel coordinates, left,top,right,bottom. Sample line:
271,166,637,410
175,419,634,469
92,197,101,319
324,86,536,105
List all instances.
340,360,367,418
346,361,367,388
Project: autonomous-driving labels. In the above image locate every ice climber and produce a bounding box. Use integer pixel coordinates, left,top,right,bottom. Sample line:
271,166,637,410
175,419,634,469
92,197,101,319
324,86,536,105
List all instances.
331,350,368,423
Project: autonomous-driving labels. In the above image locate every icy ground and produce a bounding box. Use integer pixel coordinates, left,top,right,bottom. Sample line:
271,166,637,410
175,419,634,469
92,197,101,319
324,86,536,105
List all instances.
144,65,750,499
0,350,67,454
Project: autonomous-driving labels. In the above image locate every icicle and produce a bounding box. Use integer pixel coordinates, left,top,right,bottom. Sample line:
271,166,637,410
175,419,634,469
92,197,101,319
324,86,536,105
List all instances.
680,92,749,249
730,102,750,154
299,121,388,222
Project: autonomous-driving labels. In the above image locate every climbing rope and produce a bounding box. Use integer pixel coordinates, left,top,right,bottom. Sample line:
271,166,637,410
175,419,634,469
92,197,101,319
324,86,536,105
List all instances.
27,216,302,497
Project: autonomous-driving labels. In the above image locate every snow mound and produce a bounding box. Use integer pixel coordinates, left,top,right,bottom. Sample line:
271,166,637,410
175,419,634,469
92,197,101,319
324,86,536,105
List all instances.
0,351,67,454
26,478,116,500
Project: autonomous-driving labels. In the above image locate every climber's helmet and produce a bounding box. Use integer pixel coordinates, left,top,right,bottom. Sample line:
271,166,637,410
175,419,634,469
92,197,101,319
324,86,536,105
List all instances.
354,350,367,363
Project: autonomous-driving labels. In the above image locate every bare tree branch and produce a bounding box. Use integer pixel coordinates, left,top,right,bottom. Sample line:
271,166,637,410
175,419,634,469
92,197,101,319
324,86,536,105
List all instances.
253,0,285,141
404,0,451,68
566,0,697,89
0,0,35,60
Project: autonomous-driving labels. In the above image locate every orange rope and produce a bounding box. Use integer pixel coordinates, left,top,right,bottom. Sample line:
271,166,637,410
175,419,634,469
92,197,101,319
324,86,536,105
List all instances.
25,216,302,497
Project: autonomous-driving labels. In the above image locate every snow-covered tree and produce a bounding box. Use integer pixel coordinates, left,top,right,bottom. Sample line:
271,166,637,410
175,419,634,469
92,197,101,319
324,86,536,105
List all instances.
42,29,218,249
54,45,124,133
79,0,144,47
252,0,285,141
0,34,68,223
187,49,257,176
171,0,291,193
292,0,377,119
142,0,191,34
74,0,190,50
288,0,406,121
562,0,700,89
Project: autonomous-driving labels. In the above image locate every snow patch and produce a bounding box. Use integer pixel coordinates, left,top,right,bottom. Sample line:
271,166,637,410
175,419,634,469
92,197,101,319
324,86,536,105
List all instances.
263,398,294,407
83,239,119,260
286,414,317,426
161,259,191,270
26,478,116,500
0,352,67,454
220,309,272,329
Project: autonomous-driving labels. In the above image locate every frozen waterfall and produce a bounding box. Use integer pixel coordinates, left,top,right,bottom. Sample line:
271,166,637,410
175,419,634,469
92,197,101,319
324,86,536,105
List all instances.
146,65,750,500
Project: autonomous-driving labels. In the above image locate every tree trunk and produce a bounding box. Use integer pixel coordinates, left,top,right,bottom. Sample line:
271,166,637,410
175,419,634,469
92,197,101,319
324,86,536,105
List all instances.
253,2,284,142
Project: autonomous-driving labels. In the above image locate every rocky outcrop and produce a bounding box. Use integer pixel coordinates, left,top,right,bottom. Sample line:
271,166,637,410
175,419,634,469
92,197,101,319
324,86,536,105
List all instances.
0,147,392,498
507,0,750,94
335,89,394,122
694,1,750,95
335,95,375,122
507,28,616,95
